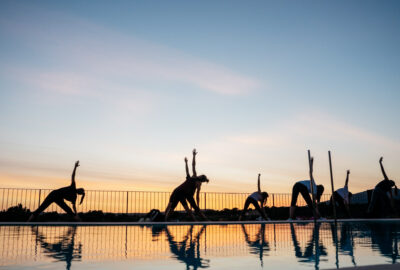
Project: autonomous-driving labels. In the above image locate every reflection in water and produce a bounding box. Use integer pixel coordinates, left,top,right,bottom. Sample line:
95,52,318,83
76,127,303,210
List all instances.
330,222,356,268
290,223,327,270
32,226,82,270
165,225,209,270
241,224,269,267
1,222,400,269
369,222,400,264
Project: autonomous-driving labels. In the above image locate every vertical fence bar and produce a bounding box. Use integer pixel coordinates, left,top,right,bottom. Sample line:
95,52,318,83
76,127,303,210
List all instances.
126,191,129,214
38,190,42,208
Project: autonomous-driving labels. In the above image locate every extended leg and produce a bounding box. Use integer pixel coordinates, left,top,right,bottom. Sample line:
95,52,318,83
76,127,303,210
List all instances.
289,184,301,219
239,198,252,221
55,200,80,221
300,188,320,218
164,200,178,221
27,194,55,222
187,196,207,220
250,200,268,220
180,199,197,221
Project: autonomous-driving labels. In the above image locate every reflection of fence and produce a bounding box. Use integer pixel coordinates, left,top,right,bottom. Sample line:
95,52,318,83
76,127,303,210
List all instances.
0,188,367,214
0,223,386,266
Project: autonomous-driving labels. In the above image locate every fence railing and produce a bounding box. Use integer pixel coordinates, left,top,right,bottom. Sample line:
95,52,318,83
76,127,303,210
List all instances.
0,187,367,214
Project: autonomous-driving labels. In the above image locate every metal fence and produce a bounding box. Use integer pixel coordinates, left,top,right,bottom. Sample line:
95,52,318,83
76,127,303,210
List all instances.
0,187,367,214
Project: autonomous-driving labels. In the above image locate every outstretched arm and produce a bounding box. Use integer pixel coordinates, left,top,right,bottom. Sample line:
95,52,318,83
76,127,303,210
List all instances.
71,161,79,187
380,157,389,180
192,149,197,177
257,174,261,193
309,157,316,187
345,170,350,187
184,157,190,179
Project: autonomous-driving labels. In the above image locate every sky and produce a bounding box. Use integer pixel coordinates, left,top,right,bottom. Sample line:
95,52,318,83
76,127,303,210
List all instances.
0,0,399,194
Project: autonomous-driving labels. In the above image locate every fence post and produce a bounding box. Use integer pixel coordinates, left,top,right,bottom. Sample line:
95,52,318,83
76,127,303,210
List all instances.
272,194,275,207
204,193,207,210
126,191,129,214
38,189,42,208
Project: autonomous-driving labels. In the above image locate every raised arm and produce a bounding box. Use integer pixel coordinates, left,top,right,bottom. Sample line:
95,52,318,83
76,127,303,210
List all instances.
257,174,261,193
71,160,79,187
345,170,350,187
379,157,389,180
309,157,315,186
184,157,190,179
192,149,197,177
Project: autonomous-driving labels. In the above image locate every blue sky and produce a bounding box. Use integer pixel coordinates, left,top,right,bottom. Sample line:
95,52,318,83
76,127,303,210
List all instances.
0,0,399,193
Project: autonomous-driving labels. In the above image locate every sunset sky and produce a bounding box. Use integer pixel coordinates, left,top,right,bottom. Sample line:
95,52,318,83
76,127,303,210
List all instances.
0,1,399,194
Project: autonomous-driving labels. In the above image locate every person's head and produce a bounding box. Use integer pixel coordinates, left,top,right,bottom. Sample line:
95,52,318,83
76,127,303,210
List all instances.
316,185,324,203
196,175,209,183
76,188,85,204
261,192,269,205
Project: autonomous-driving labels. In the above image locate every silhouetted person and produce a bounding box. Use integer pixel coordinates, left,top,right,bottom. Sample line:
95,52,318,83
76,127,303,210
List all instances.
367,157,398,217
28,161,85,222
331,170,352,218
165,149,209,221
32,226,81,270
239,174,269,221
289,157,324,220
241,224,269,267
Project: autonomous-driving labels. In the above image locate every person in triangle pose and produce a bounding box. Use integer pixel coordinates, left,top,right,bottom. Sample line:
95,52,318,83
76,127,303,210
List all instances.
164,149,209,221
28,161,85,222
239,174,269,221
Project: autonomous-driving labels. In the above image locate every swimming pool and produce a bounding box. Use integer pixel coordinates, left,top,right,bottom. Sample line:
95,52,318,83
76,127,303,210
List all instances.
1,221,399,269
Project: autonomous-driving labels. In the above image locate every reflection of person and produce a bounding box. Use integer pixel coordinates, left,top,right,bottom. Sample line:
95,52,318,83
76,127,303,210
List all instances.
330,223,356,267
165,149,209,221
239,174,269,221
163,225,210,270
367,157,398,217
331,170,352,218
369,222,399,264
289,157,324,220
290,223,327,268
31,226,81,270
241,224,269,267
28,161,85,222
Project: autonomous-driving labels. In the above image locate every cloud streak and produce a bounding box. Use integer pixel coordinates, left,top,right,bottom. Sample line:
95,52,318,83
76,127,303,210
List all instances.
0,4,260,96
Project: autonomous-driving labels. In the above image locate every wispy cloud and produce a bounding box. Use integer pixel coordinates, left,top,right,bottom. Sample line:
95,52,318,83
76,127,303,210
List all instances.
0,4,260,96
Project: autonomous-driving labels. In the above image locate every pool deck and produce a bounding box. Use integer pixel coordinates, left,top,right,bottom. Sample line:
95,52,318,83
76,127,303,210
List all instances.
1,218,400,226
326,263,400,270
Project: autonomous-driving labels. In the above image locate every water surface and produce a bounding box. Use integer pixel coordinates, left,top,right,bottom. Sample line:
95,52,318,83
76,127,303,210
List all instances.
1,221,399,269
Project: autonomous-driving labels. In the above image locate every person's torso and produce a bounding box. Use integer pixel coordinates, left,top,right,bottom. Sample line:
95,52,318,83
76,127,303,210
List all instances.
298,180,317,195
249,192,263,202
54,186,77,203
336,186,349,201
376,179,394,192
176,178,198,196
